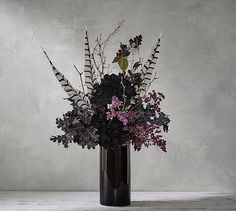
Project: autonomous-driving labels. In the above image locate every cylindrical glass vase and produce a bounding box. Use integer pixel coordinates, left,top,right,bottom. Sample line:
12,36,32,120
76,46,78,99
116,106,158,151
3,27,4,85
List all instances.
100,145,130,206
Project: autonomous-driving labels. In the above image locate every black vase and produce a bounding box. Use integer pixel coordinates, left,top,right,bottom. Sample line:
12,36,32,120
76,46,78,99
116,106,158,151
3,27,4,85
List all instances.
100,145,131,206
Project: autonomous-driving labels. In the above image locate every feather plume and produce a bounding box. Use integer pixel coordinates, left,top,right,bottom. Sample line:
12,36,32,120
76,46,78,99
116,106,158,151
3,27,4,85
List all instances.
43,50,90,108
138,34,161,96
84,30,96,95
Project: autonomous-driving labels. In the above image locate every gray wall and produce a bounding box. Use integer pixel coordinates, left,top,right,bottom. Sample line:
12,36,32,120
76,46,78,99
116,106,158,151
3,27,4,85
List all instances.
0,0,236,191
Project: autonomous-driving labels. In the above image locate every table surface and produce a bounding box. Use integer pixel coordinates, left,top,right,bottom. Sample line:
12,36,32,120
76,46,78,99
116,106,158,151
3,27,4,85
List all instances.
0,191,235,211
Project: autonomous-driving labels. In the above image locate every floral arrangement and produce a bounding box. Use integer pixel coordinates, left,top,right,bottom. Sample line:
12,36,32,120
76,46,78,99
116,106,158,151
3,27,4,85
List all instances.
43,21,170,152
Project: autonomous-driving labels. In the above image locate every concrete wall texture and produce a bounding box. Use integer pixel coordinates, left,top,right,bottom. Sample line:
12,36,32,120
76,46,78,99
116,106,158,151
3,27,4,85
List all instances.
0,0,236,191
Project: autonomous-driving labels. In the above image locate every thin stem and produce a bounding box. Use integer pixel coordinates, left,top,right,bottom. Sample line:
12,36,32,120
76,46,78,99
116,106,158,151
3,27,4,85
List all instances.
128,98,143,112
121,76,126,111
101,19,125,50
73,65,85,94
86,128,98,142
91,20,124,79
131,52,135,70
91,38,104,79
91,53,102,76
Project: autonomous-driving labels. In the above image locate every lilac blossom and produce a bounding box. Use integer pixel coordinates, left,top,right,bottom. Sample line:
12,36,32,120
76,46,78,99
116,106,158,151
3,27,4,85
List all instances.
106,108,116,120
117,112,129,126
106,96,129,126
128,123,167,152
106,96,122,121
111,96,122,108
106,93,168,152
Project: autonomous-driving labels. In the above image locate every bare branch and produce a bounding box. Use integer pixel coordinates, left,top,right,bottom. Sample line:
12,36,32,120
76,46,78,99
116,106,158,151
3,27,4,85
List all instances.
91,20,125,80
121,77,126,110
74,65,85,94
101,19,125,50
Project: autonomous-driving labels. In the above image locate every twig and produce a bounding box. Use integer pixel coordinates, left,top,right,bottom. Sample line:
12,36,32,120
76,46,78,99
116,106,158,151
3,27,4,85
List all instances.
86,128,98,142
91,38,104,78
98,34,104,73
74,65,85,94
137,48,145,75
130,52,135,70
91,20,125,78
128,98,143,112
91,53,102,76
101,19,125,50
121,77,126,110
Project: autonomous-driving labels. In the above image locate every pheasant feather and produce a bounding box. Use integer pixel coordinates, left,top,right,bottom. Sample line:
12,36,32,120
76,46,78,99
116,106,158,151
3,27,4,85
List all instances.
84,30,96,95
138,35,161,95
43,50,90,108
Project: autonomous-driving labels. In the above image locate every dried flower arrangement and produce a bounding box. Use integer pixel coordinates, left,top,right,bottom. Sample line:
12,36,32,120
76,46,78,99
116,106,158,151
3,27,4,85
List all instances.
43,21,170,152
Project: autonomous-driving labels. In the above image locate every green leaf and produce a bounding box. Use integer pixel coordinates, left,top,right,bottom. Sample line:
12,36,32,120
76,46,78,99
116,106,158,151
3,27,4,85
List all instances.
118,56,128,71
112,55,122,63
133,62,141,70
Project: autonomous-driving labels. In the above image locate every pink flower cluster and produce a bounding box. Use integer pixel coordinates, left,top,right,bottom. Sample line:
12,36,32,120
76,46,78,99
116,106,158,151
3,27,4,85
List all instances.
106,96,129,125
128,123,166,152
106,91,168,152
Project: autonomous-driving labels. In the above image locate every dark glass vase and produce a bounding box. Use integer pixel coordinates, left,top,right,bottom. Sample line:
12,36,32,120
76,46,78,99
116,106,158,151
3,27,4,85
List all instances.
100,145,131,206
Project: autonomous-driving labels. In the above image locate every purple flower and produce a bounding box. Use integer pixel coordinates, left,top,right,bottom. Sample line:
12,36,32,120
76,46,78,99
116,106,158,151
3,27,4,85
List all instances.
117,111,128,126
111,96,122,108
106,108,116,120
106,93,168,152
106,96,130,126
128,122,166,152
106,96,122,121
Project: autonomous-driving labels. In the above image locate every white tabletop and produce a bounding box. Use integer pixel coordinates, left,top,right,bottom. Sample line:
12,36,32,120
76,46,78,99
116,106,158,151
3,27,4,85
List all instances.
0,191,235,211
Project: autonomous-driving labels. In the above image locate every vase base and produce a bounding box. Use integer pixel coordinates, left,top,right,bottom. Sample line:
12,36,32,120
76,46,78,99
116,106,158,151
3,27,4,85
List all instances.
100,201,130,207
